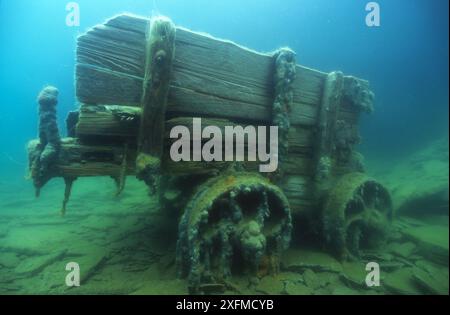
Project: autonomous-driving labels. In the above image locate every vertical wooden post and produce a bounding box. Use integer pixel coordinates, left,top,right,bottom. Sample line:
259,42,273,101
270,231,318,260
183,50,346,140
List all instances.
318,72,344,157
272,48,296,178
61,177,76,216
136,16,176,185
314,71,344,184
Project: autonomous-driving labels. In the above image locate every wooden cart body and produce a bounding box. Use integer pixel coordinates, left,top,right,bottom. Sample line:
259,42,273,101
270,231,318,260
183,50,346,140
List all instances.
27,14,391,292
34,14,373,214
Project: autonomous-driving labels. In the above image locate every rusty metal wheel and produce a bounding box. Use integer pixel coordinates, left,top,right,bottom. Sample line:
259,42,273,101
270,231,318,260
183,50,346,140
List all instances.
176,172,292,293
323,172,392,259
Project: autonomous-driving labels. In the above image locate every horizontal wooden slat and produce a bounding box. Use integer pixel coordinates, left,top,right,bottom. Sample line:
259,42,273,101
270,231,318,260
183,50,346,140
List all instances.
77,107,317,157
76,64,143,105
279,175,316,214
284,154,315,176
76,14,326,126
337,109,360,125
28,139,135,178
77,105,140,137
58,162,135,177
77,27,145,77
288,126,316,155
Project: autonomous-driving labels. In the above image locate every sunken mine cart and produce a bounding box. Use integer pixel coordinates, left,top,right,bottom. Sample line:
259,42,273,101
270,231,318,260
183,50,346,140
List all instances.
27,14,393,293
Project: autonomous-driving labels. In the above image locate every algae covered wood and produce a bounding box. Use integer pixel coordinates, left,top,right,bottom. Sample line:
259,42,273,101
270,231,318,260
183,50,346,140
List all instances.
136,16,176,181
76,105,141,138
76,14,326,127
28,139,135,178
24,12,384,247
138,17,175,157
77,109,316,176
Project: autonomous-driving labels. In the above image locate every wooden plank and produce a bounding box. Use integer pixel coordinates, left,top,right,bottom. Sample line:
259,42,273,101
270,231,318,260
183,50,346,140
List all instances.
279,175,316,214
58,141,131,164
317,71,345,160
337,108,360,125
105,13,148,35
168,86,319,126
76,15,147,105
161,156,313,177
167,86,270,122
290,102,319,126
172,29,325,125
137,17,176,160
293,66,325,106
77,26,146,77
286,198,316,214
284,154,315,176
173,28,273,103
170,64,270,109
76,64,143,105
28,139,135,179
77,105,140,137
75,14,326,127
288,126,315,155
28,137,315,190
58,162,135,177
280,175,314,199
76,108,316,157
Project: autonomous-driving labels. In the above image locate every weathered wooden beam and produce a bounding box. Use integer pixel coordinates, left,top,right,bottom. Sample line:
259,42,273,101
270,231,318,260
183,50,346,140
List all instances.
28,136,314,178
161,151,314,177
317,72,344,160
77,108,316,157
272,48,297,179
136,16,176,182
312,73,373,202
76,105,141,137
75,14,325,126
279,174,316,215
28,138,136,179
314,71,344,185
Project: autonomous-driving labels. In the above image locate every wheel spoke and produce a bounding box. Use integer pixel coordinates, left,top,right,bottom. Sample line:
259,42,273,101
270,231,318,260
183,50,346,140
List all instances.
177,172,291,294
324,172,393,258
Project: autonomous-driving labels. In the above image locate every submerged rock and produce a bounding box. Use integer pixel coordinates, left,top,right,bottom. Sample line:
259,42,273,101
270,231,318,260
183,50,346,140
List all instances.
340,261,368,289
384,268,421,295
282,249,343,273
0,226,71,256
331,286,362,295
0,283,23,292
302,269,321,290
81,215,119,232
15,250,67,277
0,252,21,269
403,225,449,265
76,252,109,285
379,138,449,217
387,242,417,259
412,266,449,295
256,275,285,295
0,228,9,239
131,279,188,295
284,281,313,295
314,272,341,288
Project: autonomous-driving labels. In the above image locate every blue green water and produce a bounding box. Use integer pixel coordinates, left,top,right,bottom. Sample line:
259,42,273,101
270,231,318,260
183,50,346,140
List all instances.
0,0,448,295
